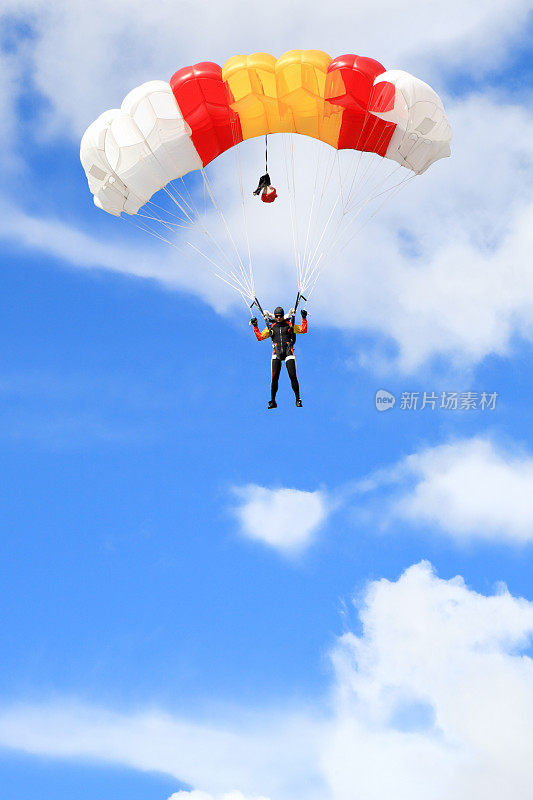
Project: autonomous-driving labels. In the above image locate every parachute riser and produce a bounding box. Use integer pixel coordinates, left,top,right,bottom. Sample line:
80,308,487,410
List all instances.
250,296,272,330
292,291,307,326
249,293,306,328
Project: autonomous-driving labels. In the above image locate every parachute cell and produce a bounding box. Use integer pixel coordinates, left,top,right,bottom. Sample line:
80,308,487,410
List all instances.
121,80,202,182
170,62,243,166
371,70,452,173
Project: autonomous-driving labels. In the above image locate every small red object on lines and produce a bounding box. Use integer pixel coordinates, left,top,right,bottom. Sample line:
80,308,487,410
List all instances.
261,186,277,203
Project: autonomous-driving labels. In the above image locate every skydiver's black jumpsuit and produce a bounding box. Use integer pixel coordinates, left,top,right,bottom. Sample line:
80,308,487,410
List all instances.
253,317,307,401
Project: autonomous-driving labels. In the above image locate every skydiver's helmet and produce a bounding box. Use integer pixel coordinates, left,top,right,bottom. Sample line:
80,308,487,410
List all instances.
274,307,285,320
261,185,277,203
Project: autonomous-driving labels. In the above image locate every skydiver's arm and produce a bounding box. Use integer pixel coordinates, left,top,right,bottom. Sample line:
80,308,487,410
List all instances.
294,318,307,334
253,324,270,341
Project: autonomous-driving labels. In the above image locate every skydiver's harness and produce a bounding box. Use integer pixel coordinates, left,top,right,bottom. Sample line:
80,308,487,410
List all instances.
269,319,296,360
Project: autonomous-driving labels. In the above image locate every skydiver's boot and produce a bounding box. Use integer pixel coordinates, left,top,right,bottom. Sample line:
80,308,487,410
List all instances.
295,398,303,407
268,400,277,409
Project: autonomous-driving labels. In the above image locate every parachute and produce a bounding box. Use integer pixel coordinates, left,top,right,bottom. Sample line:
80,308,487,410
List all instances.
80,50,452,310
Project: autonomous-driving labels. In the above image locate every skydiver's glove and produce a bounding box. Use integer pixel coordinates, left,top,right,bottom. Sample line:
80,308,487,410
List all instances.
287,308,295,317
263,310,272,320
301,309,307,318
250,317,258,327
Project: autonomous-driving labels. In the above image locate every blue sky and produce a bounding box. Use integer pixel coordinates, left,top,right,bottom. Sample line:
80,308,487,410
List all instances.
1,3,533,800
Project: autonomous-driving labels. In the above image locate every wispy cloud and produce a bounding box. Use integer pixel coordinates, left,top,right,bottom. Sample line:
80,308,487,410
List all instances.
306,435,533,546
1,562,532,800
388,437,533,543
231,485,331,555
0,702,325,800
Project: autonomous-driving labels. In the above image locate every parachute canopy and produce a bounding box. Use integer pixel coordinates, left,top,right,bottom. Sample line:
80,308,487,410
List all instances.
80,50,452,309
80,50,452,218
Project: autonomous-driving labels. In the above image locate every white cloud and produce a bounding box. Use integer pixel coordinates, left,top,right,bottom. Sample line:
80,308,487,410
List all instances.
323,561,533,800
388,437,533,543
0,702,325,800
0,39,26,173
1,563,532,800
0,197,241,311
231,485,330,555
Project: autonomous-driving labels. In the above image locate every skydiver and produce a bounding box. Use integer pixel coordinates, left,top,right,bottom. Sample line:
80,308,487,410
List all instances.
250,306,307,409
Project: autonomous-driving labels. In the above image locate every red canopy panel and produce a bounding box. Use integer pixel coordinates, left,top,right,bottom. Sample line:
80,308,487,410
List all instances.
170,62,243,167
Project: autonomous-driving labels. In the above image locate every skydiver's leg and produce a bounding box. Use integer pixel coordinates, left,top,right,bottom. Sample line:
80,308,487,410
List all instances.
271,357,281,401
285,356,300,400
